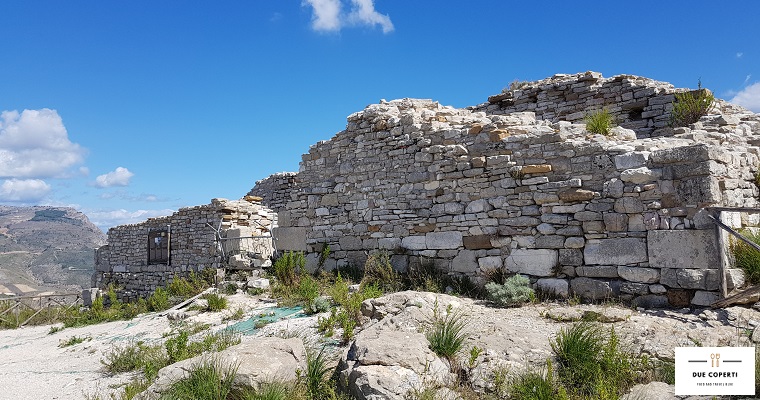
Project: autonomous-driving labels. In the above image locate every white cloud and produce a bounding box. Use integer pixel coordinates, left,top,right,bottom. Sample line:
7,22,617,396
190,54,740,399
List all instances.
737,52,744,58
85,208,175,231
730,82,760,112
347,0,394,33
0,109,86,179
0,178,51,202
93,167,134,188
303,0,393,33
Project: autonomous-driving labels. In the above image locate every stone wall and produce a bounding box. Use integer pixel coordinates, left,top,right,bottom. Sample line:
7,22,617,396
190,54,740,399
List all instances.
247,172,298,212
258,72,760,307
94,198,276,301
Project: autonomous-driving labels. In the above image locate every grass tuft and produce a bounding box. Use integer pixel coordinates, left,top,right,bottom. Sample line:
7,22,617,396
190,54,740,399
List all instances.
426,303,469,361
585,109,615,136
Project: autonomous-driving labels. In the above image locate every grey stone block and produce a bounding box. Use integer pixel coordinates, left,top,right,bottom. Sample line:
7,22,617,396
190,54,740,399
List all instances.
584,238,648,265
647,230,718,269
536,278,569,299
576,266,620,278
617,266,660,283
401,236,427,250
570,277,612,301
452,250,478,274
426,231,463,250
632,294,669,309
505,249,558,276
273,227,307,251
691,291,720,307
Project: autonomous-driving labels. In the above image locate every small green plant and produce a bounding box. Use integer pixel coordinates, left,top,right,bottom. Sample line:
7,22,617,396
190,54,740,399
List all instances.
273,251,305,287
731,229,760,284
670,80,715,127
159,358,238,400
226,307,245,321
318,244,331,270
296,274,321,313
485,274,535,307
224,283,239,295
48,325,64,335
168,277,196,298
202,293,228,312
300,347,335,400
468,345,483,369
306,296,331,315
585,108,615,136
361,251,401,293
509,360,567,400
59,335,90,347
247,287,265,296
426,303,469,361
147,287,170,312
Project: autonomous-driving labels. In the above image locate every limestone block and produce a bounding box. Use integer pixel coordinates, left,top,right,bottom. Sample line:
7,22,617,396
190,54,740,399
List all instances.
650,144,711,164
727,268,746,289
575,266,619,278
426,231,463,250
558,188,595,202
378,238,402,250
402,236,427,251
613,197,644,213
603,213,628,232
617,266,660,283
691,291,720,307
620,167,660,184
465,199,492,213
559,249,583,266
536,235,565,248
273,227,307,251
477,256,502,271
339,236,364,251
247,278,270,290
603,178,625,198
649,284,667,294
620,282,649,295
631,294,669,309
463,235,494,250
570,277,612,301
520,164,552,174
677,176,722,205
452,250,478,274
647,230,718,269
536,278,569,299
584,238,647,265
505,249,558,276
614,152,648,170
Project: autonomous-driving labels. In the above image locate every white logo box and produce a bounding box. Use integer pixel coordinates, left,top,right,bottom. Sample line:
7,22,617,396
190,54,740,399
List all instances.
675,347,755,396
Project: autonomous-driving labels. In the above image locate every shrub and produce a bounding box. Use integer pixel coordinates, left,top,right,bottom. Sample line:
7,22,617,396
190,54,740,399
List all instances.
202,293,228,312
300,347,335,400
147,287,170,312
509,360,567,400
168,277,196,298
551,322,639,398
159,359,237,400
426,303,469,361
670,81,715,127
306,296,331,315
361,251,401,293
296,275,321,313
485,274,535,307
273,251,305,287
585,109,615,135
731,229,760,284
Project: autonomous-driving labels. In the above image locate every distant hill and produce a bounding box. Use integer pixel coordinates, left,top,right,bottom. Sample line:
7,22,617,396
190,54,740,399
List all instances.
0,206,106,296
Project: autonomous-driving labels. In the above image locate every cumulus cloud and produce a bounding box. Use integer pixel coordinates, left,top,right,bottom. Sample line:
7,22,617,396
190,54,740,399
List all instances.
737,52,744,58
0,178,51,202
85,208,175,231
93,167,134,188
0,109,86,179
303,0,393,33
731,82,760,112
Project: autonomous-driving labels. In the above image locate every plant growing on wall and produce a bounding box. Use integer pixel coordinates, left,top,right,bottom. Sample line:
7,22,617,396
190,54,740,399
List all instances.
585,108,615,136
670,79,715,127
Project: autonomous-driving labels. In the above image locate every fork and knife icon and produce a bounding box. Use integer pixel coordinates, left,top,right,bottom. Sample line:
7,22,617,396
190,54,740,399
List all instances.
711,353,720,367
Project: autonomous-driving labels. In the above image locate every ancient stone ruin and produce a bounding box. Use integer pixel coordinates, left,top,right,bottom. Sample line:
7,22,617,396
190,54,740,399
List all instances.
94,198,276,300
98,71,760,307
251,71,760,307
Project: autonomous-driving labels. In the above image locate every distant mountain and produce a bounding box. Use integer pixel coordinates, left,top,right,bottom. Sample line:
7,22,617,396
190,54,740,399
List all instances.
0,206,106,296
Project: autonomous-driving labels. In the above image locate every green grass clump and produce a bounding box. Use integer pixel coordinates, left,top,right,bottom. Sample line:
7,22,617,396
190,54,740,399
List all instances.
426,303,469,361
59,335,91,347
509,360,568,400
361,251,401,293
485,274,535,307
273,251,305,287
731,229,760,284
551,322,640,399
159,359,237,400
670,81,715,127
585,109,615,135
202,293,228,312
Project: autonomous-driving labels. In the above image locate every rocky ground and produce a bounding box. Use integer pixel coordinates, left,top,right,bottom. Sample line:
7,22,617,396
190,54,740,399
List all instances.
1,291,759,400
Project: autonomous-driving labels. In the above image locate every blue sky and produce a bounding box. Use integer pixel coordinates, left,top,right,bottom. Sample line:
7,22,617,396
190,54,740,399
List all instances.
0,1,758,231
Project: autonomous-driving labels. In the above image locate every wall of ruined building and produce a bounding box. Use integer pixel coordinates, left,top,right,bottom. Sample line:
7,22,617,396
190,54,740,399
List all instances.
263,73,760,307
247,172,299,212
473,71,736,138
94,198,276,301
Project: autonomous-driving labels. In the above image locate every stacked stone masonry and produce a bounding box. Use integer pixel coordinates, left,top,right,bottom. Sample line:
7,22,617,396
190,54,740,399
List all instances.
94,198,276,301
257,72,760,307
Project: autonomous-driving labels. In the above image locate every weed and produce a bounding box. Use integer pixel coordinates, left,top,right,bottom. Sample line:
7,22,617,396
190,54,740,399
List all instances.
361,251,401,293
59,335,91,347
306,296,331,315
300,347,335,400
427,303,469,361
202,293,228,312
168,277,196,298
147,287,170,312
670,80,715,127
159,358,238,400
223,283,239,295
585,108,615,135
102,340,166,375
48,325,64,335
485,274,535,307
226,307,245,321
318,244,331,270
273,251,305,287
247,287,265,296
468,345,483,369
509,360,567,400
731,229,760,284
